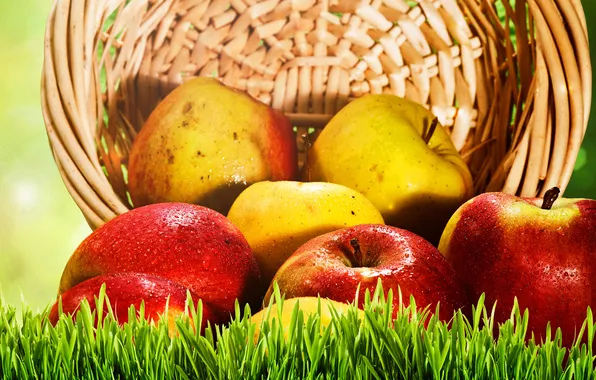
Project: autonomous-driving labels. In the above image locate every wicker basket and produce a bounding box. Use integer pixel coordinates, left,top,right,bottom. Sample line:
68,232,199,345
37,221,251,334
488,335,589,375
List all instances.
41,0,591,230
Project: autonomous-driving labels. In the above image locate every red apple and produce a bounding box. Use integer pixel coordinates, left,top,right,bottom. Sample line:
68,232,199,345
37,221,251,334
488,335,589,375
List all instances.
49,273,221,334
58,203,262,319
438,188,596,347
264,224,469,321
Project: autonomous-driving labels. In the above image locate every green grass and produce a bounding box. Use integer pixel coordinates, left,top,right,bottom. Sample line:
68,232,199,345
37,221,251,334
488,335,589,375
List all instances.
1,283,596,379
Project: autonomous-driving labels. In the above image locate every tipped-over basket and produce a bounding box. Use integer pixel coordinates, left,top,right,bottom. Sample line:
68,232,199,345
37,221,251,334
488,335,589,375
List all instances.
41,0,591,230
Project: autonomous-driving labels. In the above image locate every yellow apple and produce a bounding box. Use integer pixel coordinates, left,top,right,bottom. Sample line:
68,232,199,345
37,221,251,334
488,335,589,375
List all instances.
128,77,298,214
250,297,363,342
303,94,473,245
227,181,384,286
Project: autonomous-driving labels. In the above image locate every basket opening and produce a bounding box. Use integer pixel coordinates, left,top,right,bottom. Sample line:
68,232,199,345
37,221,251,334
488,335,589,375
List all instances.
40,0,590,227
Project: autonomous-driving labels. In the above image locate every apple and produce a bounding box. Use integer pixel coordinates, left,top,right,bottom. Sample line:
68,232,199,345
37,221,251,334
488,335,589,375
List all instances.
128,77,298,215
49,273,221,335
303,94,473,245
265,224,469,321
250,297,364,343
58,202,262,319
227,181,384,286
438,188,596,347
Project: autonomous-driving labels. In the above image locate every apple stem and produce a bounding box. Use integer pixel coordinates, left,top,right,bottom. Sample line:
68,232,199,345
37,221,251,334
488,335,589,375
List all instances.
350,238,363,266
302,132,312,182
423,118,439,145
541,187,560,210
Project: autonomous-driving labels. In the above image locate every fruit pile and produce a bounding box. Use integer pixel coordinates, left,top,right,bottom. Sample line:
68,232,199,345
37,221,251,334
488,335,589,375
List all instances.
51,77,596,348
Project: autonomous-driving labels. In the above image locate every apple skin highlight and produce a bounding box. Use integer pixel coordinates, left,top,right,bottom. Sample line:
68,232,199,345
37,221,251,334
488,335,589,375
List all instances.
58,203,262,320
439,192,596,347
266,224,470,322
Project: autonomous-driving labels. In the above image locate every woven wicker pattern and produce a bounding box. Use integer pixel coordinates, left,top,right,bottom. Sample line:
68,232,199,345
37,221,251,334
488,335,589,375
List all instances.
41,0,591,229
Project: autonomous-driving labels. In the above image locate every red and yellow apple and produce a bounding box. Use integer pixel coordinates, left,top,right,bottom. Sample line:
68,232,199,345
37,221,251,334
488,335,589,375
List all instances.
265,224,469,321
49,273,220,335
128,77,298,214
58,202,262,320
438,188,596,347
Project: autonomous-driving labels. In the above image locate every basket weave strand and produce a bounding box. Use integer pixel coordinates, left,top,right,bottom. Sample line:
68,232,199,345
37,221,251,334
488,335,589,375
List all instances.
41,0,591,230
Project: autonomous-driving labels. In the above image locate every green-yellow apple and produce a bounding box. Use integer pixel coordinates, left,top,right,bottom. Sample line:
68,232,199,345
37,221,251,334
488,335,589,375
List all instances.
128,77,298,214
438,188,596,347
250,297,364,343
303,94,473,245
58,202,262,320
227,181,384,286
49,273,221,335
265,224,469,321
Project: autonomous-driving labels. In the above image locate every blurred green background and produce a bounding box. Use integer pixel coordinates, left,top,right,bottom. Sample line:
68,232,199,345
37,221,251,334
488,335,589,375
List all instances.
0,0,595,313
